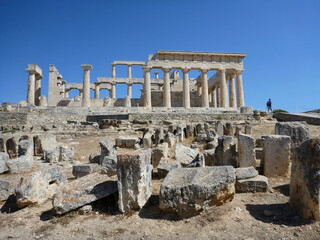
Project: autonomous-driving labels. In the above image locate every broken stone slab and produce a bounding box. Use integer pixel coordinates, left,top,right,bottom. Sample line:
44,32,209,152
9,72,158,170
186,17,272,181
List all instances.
195,123,205,135
159,166,236,218
238,133,256,168
157,157,181,179
15,166,67,208
100,156,117,176
187,153,205,168
174,144,199,167
214,136,237,167
72,164,101,179
185,124,195,138
0,178,13,201
290,138,320,220
115,136,140,148
100,137,116,158
235,175,268,193
6,155,33,174
117,149,153,212
235,166,259,180
275,122,309,146
33,134,58,156
151,143,168,168
0,152,9,173
263,135,291,177
53,173,117,214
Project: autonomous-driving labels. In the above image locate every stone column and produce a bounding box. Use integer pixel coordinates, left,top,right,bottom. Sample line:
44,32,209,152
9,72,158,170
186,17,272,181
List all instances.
197,83,202,96
216,86,221,107
211,87,216,107
219,69,228,108
236,70,245,107
26,70,36,105
35,75,42,106
65,91,69,98
94,84,100,99
112,64,116,78
79,89,83,97
143,66,152,108
81,64,92,107
128,65,132,79
201,69,209,108
182,68,191,108
154,72,159,79
111,83,116,99
127,83,132,98
162,68,171,108
229,73,236,108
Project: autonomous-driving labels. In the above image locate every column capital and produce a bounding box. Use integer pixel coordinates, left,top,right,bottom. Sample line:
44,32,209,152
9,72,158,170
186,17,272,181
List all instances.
236,69,244,74
182,67,191,73
127,83,133,86
162,68,171,73
35,74,43,80
110,82,116,86
26,69,36,74
142,66,152,72
200,69,209,74
218,68,226,74
111,64,116,67
81,64,93,70
127,64,132,67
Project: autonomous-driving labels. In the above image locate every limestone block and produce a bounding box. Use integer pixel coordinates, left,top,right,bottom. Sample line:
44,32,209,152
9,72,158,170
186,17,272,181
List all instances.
6,155,33,174
235,175,268,193
59,146,74,161
100,156,117,176
235,126,242,135
185,124,195,138
164,132,176,148
89,152,100,164
159,166,236,218
290,138,320,220
216,121,225,136
0,178,13,201
225,122,234,136
154,127,164,145
240,106,253,114
175,124,185,142
275,122,309,146
203,149,216,166
174,144,199,167
33,134,58,156
18,140,33,157
195,123,205,135
238,133,256,167
151,143,168,168
205,140,218,150
0,138,5,152
235,166,258,180
117,149,153,212
214,136,237,167
263,135,291,177
100,137,116,158
0,152,9,173
72,164,101,178
157,157,181,179
15,166,67,208
142,132,153,148
245,125,252,135
44,148,60,164
53,173,117,214
115,136,140,148
6,136,19,158
187,153,205,168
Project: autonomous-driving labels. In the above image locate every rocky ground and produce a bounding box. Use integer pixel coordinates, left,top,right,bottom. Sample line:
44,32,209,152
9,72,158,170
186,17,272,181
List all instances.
1,122,320,239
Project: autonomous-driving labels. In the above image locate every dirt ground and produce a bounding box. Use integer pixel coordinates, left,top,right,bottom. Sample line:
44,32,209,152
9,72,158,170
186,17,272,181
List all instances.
1,122,320,239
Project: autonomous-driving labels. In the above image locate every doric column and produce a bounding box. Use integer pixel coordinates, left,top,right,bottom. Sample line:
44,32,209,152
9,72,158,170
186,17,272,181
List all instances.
216,86,221,107
236,70,245,107
229,73,236,108
128,65,132,79
112,64,116,78
211,87,217,107
219,69,228,108
201,69,209,108
182,68,191,108
197,83,202,96
143,66,152,108
81,64,92,107
94,84,100,99
127,83,132,98
111,83,116,99
26,69,36,105
35,75,42,106
162,68,171,108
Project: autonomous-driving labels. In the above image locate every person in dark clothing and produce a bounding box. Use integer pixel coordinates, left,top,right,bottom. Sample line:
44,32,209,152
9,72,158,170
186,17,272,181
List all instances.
267,99,272,113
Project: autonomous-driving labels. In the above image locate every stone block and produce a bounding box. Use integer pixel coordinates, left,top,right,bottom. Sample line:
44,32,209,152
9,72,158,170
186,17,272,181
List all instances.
151,143,168,168
263,135,291,177
235,166,259,180
174,144,199,167
0,137,5,152
290,138,320,220
59,146,74,161
72,163,101,178
33,134,58,156
100,156,117,176
15,166,67,208
275,122,309,146
216,121,225,136
225,122,234,136
115,136,140,148
159,166,236,218
18,140,33,157
185,124,195,138
0,178,13,201
100,137,116,158
240,106,253,114
117,149,153,212
187,153,205,168
203,149,216,166
89,152,100,164
154,127,164,145
0,152,9,173
157,157,181,179
214,136,237,167
164,132,176,148
238,133,256,167
53,173,117,214
44,148,60,163
142,132,153,148
235,175,268,193
245,125,252,135
6,155,33,174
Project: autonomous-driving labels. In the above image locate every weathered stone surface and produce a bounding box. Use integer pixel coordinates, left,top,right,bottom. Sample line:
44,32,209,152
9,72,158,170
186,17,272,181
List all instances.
235,126,242,135
235,175,268,193
159,166,236,218
187,153,205,168
18,140,33,157
164,132,176,148
0,138,5,152
235,166,259,180
205,140,218,150
6,155,33,174
264,135,291,177
117,149,153,212
0,152,9,173
33,134,58,156
151,143,168,168
245,125,252,135
216,121,225,136
0,178,13,201
59,146,74,161
225,122,234,136
203,149,216,166
154,127,165,145
72,164,101,178
195,123,205,135
142,132,153,148
174,144,199,167
44,148,60,163
157,157,181,179
115,136,140,148
53,173,117,214
16,166,67,208
100,137,116,157
100,156,117,176
238,133,256,167
275,122,309,146
89,152,100,164
214,136,237,167
6,136,19,158
290,138,320,220
185,124,195,138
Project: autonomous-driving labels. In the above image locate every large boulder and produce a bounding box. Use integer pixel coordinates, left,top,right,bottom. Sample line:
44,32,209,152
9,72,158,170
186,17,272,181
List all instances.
0,178,13,201
290,138,320,220
53,173,117,214
115,136,140,149
275,122,309,146
214,136,237,167
157,157,181,179
33,134,58,156
238,133,256,167
0,152,9,173
263,135,291,177
160,166,236,218
15,166,67,208
117,149,153,212
174,144,199,167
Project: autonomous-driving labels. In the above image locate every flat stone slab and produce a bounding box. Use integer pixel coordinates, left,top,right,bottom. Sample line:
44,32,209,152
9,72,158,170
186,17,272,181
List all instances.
72,163,101,179
115,136,140,148
235,166,259,180
174,144,199,167
53,173,117,214
235,175,268,193
157,157,181,179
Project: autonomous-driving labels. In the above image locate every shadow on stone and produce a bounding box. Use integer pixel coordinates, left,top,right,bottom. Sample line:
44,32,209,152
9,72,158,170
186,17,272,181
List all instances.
273,184,290,197
40,208,56,221
246,203,309,226
0,194,19,213
91,193,119,215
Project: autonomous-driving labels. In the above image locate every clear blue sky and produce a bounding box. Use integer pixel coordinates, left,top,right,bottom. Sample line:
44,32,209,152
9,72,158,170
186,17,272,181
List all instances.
1,0,319,113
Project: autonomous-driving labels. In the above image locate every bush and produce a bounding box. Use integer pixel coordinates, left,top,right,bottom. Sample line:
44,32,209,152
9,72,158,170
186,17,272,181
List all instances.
272,109,288,114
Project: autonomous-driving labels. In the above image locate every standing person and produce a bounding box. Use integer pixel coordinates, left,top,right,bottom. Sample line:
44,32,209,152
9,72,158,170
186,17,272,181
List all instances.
267,98,272,113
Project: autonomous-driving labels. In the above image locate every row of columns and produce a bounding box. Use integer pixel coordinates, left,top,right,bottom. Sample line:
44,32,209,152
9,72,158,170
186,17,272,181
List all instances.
112,64,133,79
26,69,43,106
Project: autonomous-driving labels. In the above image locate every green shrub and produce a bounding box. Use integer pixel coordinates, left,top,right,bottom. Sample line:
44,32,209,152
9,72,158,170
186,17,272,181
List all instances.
272,109,288,114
